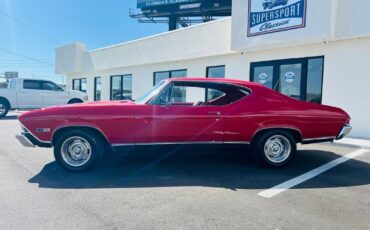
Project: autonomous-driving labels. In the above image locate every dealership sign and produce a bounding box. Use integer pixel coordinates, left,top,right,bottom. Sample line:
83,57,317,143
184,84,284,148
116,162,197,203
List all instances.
248,0,307,37
137,0,200,8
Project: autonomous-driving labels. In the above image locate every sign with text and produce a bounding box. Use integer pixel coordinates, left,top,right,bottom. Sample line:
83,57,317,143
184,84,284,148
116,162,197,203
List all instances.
248,0,307,37
137,0,200,8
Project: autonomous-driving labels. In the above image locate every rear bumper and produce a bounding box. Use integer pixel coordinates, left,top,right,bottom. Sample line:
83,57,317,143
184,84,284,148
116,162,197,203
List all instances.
336,124,352,140
16,133,35,148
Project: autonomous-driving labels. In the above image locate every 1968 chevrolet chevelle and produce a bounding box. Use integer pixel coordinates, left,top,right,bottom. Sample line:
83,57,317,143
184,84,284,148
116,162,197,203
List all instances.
16,78,352,171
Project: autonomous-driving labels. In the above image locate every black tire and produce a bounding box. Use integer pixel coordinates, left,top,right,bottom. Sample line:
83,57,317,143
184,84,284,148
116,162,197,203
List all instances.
0,99,9,118
252,130,296,167
54,130,103,171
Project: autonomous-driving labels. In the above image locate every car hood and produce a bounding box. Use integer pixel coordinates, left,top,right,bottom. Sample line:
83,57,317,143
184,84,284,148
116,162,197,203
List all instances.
18,100,137,121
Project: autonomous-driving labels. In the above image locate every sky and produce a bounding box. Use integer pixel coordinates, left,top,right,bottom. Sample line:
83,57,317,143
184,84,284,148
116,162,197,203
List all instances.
0,0,168,84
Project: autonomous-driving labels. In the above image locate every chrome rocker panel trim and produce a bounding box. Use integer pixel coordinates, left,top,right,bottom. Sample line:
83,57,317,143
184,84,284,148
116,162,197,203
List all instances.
112,141,250,147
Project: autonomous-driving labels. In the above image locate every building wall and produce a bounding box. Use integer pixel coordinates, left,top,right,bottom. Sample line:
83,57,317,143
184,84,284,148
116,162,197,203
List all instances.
56,17,234,75
66,36,370,139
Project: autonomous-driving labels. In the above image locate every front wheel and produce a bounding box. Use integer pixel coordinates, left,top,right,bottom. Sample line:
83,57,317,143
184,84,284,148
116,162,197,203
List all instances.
0,101,9,118
252,131,296,167
54,130,103,171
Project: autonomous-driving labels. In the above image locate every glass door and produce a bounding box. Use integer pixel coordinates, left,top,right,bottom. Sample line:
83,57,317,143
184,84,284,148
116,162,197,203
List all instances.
250,57,325,103
279,63,303,100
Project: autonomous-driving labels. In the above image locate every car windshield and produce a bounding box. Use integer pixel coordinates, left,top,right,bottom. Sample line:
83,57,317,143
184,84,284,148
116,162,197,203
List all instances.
135,80,167,104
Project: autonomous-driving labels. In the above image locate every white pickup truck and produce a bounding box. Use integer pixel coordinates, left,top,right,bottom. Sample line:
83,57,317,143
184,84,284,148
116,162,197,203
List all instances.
0,78,88,118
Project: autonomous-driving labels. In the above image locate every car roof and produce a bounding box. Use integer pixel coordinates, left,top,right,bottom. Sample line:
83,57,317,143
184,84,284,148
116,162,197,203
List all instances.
17,78,55,82
167,77,263,89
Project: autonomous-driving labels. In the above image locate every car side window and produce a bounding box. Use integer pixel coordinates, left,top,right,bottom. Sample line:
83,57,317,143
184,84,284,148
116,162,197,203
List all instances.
169,82,248,106
152,84,172,105
151,82,250,106
9,79,16,89
23,80,42,90
42,81,62,91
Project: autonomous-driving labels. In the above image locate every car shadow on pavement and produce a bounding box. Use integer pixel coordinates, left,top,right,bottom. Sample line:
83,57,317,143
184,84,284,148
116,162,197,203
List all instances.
0,115,18,120
28,147,370,190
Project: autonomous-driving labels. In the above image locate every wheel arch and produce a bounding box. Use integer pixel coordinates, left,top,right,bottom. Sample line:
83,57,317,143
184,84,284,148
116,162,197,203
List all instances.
51,125,111,149
0,96,11,109
67,98,83,104
251,127,303,144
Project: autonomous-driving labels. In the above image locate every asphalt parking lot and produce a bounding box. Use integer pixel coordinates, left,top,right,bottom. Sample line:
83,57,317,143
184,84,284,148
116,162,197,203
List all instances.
1,112,369,230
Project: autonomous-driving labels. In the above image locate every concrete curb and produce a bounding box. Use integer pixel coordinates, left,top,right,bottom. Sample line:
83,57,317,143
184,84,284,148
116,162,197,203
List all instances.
331,138,370,150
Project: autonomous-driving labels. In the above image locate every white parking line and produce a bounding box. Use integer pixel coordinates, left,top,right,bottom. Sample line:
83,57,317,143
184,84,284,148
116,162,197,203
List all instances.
258,149,368,198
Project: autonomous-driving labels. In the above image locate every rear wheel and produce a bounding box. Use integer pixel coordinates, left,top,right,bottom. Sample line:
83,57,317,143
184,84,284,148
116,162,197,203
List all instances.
0,100,9,118
54,130,103,171
252,130,296,167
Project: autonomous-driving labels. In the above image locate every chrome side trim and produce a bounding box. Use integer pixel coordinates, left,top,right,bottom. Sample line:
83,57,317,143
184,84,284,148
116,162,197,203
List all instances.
303,136,336,142
15,133,35,148
112,141,250,147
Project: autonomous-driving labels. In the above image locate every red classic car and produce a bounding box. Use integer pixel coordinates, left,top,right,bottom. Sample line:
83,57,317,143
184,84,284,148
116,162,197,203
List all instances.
16,78,352,171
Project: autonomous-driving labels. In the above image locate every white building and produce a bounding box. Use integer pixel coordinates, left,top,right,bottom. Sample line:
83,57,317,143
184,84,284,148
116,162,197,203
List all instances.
55,0,370,139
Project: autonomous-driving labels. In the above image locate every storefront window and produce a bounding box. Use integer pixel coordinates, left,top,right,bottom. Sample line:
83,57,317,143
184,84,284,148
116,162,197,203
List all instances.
307,58,324,103
72,78,86,93
94,77,101,101
206,65,225,78
206,65,226,100
110,75,132,100
153,69,187,85
251,56,324,104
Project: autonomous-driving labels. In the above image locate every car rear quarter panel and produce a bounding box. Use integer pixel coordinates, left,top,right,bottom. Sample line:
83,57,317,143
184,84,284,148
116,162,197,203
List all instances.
223,86,348,142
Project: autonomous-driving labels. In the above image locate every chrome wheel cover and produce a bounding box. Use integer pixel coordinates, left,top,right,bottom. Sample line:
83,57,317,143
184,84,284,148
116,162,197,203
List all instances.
61,136,92,167
0,103,6,116
264,135,291,163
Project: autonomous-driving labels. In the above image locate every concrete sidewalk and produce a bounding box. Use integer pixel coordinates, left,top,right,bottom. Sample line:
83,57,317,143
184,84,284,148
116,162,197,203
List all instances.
334,138,370,150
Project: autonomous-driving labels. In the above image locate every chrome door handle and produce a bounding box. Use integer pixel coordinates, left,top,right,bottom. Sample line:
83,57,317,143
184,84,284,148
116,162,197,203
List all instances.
208,111,221,115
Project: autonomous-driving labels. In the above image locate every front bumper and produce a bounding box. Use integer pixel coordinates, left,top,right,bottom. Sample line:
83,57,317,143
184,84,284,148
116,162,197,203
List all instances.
336,124,352,140
16,132,35,147
15,127,52,148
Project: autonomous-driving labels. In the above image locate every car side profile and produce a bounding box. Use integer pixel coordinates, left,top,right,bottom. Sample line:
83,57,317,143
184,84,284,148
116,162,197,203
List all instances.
16,78,351,171
0,78,88,118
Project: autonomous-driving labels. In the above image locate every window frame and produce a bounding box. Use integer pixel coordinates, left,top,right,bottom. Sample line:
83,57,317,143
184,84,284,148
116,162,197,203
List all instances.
250,56,324,104
206,65,226,101
41,81,63,91
153,69,187,86
150,81,250,107
94,77,102,101
72,78,87,93
206,65,226,78
110,74,132,101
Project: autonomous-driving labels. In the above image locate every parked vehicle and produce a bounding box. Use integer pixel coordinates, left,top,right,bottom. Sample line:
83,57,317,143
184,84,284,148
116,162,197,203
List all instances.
263,0,289,10
0,78,88,118
16,78,351,171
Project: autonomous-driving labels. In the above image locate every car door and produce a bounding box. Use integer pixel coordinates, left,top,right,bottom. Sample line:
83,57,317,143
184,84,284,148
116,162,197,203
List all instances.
134,82,224,144
41,81,68,107
18,80,44,109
